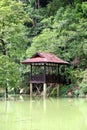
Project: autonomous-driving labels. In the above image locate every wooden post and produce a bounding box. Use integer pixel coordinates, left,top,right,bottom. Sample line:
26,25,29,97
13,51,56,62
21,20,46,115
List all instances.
56,84,60,97
43,83,46,98
58,64,59,74
44,63,46,82
30,83,33,98
30,64,32,81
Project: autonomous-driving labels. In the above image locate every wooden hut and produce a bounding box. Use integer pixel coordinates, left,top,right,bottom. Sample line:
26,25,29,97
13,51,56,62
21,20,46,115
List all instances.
22,52,69,97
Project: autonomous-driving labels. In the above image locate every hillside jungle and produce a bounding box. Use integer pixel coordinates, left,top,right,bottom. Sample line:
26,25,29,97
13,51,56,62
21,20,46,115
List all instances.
0,0,87,98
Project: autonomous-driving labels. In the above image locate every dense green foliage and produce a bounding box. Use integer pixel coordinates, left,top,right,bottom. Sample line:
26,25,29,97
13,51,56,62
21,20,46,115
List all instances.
0,0,87,97
0,0,29,96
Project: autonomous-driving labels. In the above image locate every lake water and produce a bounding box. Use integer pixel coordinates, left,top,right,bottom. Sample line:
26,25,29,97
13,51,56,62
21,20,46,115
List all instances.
0,96,87,130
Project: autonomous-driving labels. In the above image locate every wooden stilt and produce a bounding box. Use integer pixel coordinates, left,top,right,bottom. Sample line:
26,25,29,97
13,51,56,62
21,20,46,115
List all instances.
56,84,60,97
43,83,46,98
30,83,33,98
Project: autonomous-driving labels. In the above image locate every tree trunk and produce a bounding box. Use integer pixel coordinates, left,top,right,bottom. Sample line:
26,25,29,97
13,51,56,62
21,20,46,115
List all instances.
35,0,40,9
5,87,8,99
0,38,6,55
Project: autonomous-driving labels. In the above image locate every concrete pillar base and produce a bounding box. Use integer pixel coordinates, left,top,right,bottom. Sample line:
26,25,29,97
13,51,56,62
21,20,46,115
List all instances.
43,83,46,98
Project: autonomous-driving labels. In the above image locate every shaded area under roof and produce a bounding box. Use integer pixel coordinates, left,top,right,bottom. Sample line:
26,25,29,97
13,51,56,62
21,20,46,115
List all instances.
22,52,69,65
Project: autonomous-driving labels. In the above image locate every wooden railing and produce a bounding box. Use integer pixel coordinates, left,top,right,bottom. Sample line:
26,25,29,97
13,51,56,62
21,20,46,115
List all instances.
31,74,45,83
30,74,66,83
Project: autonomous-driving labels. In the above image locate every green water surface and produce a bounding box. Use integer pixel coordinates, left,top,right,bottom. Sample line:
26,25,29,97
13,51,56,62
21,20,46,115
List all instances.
0,96,87,130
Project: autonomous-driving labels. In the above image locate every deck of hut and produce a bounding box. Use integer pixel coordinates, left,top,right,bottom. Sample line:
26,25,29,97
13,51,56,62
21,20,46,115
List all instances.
22,52,69,97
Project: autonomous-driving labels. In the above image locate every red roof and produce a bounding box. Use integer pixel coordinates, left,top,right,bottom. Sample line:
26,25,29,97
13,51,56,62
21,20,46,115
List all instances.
22,52,69,65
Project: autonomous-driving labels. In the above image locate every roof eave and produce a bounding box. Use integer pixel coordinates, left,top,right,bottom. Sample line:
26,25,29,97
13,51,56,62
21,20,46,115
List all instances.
22,61,69,65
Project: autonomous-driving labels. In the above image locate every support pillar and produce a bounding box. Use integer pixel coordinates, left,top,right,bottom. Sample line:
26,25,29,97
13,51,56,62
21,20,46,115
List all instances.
56,84,60,97
30,83,33,98
43,83,46,98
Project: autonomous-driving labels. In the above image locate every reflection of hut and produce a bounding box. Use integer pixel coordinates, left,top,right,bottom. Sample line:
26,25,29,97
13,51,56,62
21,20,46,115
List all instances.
22,52,69,97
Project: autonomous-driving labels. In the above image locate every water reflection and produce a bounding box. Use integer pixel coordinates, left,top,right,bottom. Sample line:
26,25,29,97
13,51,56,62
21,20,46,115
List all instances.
0,97,87,130
43,98,46,113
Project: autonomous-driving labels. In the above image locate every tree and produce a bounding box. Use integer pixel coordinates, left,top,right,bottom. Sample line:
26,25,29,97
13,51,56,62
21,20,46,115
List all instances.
26,2,87,95
0,0,29,97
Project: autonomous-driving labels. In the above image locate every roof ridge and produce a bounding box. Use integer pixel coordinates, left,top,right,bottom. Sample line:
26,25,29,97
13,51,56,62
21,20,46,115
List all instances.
22,52,69,65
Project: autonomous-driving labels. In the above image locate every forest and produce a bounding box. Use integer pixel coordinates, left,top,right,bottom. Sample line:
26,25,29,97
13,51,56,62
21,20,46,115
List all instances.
0,0,87,97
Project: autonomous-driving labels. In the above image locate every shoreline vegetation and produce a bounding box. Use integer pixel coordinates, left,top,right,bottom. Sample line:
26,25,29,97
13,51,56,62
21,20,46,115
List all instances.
0,84,87,99
0,0,87,98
